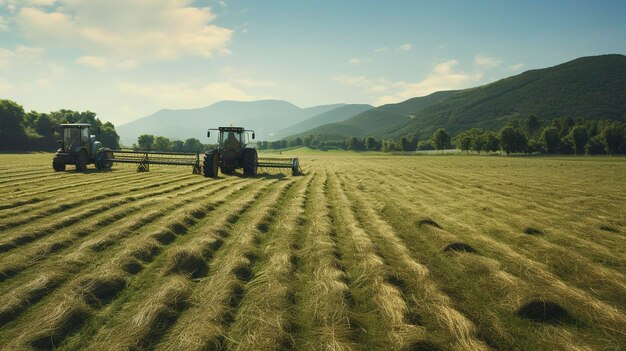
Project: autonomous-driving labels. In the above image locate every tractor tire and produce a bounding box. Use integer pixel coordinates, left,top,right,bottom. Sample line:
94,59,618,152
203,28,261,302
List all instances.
95,150,113,170
203,151,219,178
52,156,65,171
75,150,88,171
221,167,234,175
242,148,258,177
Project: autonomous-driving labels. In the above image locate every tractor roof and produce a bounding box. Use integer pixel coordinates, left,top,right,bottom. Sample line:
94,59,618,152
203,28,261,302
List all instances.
218,126,245,132
60,123,92,127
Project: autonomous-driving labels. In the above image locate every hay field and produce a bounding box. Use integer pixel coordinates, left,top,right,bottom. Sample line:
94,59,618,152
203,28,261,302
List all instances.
0,152,625,351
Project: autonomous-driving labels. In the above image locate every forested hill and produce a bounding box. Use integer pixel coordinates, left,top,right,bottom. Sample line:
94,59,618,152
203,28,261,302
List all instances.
392,54,626,138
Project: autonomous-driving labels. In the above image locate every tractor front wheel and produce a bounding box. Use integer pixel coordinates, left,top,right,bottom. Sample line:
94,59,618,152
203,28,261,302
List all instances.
52,156,65,171
95,150,113,170
242,148,258,177
203,151,219,178
76,150,88,171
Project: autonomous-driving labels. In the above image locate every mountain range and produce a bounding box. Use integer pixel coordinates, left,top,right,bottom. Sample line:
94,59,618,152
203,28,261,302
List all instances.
117,54,626,145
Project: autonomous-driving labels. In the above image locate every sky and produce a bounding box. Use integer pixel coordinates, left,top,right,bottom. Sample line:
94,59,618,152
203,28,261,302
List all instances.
1,0,625,126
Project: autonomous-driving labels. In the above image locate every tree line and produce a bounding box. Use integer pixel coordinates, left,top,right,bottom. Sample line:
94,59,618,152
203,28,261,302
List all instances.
132,134,211,153
0,99,120,150
445,115,625,155
265,115,625,156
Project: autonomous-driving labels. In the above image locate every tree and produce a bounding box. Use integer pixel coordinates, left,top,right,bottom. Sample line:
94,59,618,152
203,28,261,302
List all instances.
99,122,120,149
171,140,184,152
540,127,560,154
513,128,528,153
137,134,155,150
400,137,412,151
382,140,401,152
153,136,171,151
585,135,606,155
430,128,449,154
602,125,624,155
524,114,541,136
0,99,28,149
482,131,499,153
526,139,541,154
453,132,472,154
417,140,434,150
499,127,516,155
569,125,589,155
184,138,204,152
365,136,380,151
468,128,484,154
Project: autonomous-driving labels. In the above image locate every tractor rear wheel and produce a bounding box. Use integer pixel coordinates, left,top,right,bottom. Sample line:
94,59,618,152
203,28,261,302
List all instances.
203,151,219,178
242,148,258,177
75,150,88,171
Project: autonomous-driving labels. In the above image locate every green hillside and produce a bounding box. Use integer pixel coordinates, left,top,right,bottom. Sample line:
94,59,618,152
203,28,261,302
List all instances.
273,104,373,139
296,91,456,139
294,54,626,141
393,54,626,138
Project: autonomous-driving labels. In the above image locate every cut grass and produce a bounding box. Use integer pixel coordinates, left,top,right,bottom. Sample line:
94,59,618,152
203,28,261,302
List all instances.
0,152,624,351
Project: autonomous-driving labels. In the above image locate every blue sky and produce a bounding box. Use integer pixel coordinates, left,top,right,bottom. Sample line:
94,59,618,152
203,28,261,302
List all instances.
1,0,625,125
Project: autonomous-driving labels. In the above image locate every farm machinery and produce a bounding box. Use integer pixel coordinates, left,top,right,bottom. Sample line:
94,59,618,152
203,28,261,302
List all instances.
52,123,201,173
203,127,301,178
51,124,300,176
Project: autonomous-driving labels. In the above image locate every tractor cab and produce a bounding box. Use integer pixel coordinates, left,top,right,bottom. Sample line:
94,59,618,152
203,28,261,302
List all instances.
56,124,94,153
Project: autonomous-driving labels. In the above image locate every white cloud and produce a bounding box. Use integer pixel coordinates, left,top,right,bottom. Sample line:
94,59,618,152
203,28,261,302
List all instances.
0,15,8,31
508,63,525,71
349,57,372,65
0,45,45,67
397,43,413,51
76,55,106,68
474,54,502,69
374,47,389,53
75,55,137,69
333,59,483,106
15,0,233,66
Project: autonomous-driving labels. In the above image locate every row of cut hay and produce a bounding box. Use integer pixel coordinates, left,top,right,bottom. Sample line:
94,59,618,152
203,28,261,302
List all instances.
289,171,358,351
397,160,625,250
0,178,263,350
411,165,626,268
0,171,191,221
154,178,296,351
0,176,233,286
0,172,198,233
335,171,492,351
351,159,624,350
0,170,152,205
324,169,434,350
223,172,313,350
79,178,280,350
0,178,250,343
369,160,626,310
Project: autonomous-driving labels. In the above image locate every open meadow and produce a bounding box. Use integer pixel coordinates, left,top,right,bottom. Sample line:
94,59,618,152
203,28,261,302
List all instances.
0,152,625,351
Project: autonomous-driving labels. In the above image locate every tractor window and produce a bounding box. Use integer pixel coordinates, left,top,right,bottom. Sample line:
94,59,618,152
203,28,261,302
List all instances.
223,132,241,152
81,128,89,144
64,128,81,150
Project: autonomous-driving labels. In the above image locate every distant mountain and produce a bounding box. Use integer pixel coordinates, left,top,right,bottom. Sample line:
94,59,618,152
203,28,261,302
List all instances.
273,104,373,139
293,91,457,139
292,54,626,141
116,100,344,145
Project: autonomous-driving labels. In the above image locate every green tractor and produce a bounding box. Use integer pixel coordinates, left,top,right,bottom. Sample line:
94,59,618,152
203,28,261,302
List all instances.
52,123,113,171
203,127,257,178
